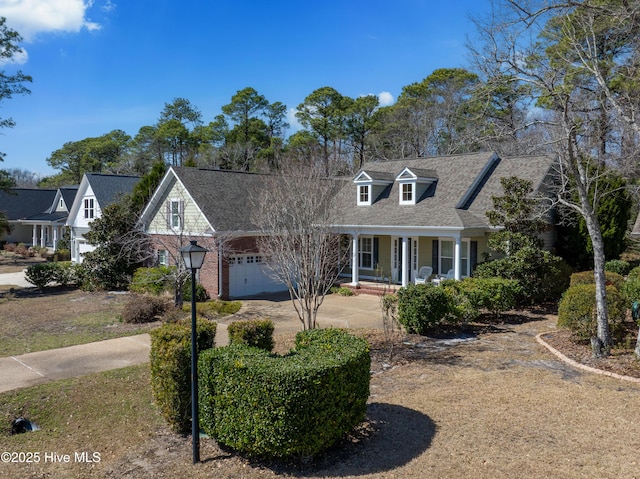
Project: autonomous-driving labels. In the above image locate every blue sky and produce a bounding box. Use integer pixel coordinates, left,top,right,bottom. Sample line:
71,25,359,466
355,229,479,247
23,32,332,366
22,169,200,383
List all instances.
0,0,489,177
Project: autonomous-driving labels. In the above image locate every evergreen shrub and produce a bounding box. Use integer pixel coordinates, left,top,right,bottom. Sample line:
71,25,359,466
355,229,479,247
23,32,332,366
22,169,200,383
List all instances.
130,266,173,295
150,318,217,433
396,283,458,334
24,262,58,288
227,319,275,351
198,328,370,459
557,283,627,343
569,270,624,290
605,259,631,276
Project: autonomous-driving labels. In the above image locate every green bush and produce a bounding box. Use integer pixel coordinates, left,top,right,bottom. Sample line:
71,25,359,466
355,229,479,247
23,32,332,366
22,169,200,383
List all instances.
628,266,640,283
130,266,174,295
199,328,370,459
569,270,625,290
473,247,571,304
557,283,627,343
52,261,78,287
121,294,169,323
183,278,208,302
150,318,217,434
24,262,58,288
622,278,640,305
53,248,71,262
330,286,355,296
605,259,631,276
227,319,275,351
396,283,459,334
447,277,521,318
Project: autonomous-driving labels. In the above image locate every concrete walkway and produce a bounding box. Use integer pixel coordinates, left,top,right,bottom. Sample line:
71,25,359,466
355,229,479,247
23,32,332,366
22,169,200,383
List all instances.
0,291,385,393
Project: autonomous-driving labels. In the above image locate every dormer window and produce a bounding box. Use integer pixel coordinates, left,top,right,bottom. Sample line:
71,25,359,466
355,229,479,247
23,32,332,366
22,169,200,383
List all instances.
353,170,393,206
396,167,438,205
359,185,370,204
401,183,413,203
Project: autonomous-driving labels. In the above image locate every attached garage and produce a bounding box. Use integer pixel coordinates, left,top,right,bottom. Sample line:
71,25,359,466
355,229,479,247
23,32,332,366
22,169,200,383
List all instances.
228,254,287,298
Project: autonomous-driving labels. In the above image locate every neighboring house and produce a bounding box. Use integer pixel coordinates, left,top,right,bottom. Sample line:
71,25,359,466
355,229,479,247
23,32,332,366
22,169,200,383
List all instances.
330,152,556,287
67,173,140,263
139,166,285,299
631,213,640,240
140,152,556,299
0,186,78,250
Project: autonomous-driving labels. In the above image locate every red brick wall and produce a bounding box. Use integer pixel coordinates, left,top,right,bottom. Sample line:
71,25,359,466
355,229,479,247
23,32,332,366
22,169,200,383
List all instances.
150,235,261,300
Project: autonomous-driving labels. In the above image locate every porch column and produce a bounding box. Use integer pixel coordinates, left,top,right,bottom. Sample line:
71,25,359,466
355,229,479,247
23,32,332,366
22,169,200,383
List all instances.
53,226,58,250
32,225,37,246
40,226,45,248
351,234,359,286
454,236,462,280
401,236,409,287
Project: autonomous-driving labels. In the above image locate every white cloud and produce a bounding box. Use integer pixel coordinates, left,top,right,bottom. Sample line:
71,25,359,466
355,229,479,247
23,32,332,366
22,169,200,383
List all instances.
0,0,102,41
0,46,28,65
377,91,394,106
286,107,302,132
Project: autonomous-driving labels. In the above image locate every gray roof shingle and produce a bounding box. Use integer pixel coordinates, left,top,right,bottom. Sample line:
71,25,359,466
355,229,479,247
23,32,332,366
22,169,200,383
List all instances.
86,173,141,207
0,188,57,220
331,152,554,229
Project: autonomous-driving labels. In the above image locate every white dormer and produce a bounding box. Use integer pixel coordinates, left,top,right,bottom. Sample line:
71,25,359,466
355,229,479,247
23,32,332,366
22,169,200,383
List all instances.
395,167,438,205
353,170,394,206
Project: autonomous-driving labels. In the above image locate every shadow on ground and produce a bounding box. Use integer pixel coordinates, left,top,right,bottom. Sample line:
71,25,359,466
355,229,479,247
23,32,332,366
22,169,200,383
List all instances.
258,402,436,477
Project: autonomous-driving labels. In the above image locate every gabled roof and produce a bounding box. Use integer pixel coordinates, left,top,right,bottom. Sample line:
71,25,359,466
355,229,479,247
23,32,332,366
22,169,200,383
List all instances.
141,167,272,233
396,167,438,181
332,152,554,230
84,173,140,207
0,188,57,220
354,170,395,183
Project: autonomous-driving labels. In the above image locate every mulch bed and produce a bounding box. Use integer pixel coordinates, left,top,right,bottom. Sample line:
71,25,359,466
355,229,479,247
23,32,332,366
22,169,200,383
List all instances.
541,328,640,379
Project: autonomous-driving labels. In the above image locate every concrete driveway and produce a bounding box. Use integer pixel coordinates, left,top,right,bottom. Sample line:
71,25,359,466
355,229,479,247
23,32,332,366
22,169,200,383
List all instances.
0,270,33,288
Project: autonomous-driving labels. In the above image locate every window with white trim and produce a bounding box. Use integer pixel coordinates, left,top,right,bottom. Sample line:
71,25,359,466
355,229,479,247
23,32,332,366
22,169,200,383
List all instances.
84,198,95,219
358,185,370,205
158,249,168,266
400,183,414,204
439,239,454,275
170,199,182,229
358,236,374,269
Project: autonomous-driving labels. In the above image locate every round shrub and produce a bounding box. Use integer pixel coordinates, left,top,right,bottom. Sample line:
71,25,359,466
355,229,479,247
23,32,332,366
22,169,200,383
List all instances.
396,283,458,334
130,266,174,295
605,259,631,276
198,328,370,459
557,283,627,344
622,278,640,305
473,247,570,304
227,319,275,351
150,318,217,434
24,262,58,288
628,266,640,282
183,278,208,302
447,277,521,318
569,270,624,290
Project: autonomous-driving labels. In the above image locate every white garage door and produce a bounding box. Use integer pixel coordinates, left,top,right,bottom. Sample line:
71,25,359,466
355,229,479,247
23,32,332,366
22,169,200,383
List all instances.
228,255,286,297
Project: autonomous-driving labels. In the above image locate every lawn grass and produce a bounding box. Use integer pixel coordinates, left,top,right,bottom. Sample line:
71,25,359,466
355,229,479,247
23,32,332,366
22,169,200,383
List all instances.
0,288,158,356
0,365,166,478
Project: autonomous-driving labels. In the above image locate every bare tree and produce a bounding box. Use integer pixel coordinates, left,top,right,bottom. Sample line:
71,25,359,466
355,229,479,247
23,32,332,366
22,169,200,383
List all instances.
252,165,349,330
469,0,640,356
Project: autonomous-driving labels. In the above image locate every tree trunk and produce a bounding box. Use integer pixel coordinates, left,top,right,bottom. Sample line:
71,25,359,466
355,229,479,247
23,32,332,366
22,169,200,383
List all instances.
635,326,640,359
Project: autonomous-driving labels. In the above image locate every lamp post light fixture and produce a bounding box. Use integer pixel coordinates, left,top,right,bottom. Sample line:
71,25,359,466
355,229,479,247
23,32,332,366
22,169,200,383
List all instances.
179,239,208,464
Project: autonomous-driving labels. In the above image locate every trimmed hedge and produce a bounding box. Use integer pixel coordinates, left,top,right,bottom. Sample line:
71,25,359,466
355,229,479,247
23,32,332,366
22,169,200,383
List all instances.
24,261,78,288
397,283,459,334
569,270,625,290
227,319,275,351
198,328,370,459
150,318,217,434
557,283,627,343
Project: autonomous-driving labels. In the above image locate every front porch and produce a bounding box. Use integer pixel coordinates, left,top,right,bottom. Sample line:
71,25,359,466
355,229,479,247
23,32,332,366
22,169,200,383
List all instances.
342,232,486,290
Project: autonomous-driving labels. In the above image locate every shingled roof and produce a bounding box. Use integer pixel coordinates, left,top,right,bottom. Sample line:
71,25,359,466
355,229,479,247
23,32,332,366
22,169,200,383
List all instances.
170,167,271,232
85,173,141,207
331,152,554,229
0,188,57,220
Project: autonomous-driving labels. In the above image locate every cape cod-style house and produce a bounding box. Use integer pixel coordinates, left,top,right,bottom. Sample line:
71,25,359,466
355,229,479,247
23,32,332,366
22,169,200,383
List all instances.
140,152,556,299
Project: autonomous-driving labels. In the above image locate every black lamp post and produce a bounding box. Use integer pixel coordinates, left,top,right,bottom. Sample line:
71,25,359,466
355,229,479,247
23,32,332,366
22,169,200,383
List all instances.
179,240,208,464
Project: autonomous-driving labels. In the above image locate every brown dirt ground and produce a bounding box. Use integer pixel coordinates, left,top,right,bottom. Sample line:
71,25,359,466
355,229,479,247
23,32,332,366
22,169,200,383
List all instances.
101,309,640,479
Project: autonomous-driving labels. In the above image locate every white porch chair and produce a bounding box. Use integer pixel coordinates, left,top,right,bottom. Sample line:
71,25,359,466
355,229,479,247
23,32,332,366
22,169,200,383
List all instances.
414,266,433,284
431,269,455,285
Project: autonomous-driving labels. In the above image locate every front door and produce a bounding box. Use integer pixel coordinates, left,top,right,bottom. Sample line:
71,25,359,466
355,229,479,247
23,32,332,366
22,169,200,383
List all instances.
391,237,417,284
